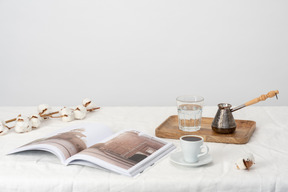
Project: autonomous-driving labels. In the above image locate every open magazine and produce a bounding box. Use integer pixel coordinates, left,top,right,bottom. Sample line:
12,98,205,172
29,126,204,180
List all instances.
8,123,175,177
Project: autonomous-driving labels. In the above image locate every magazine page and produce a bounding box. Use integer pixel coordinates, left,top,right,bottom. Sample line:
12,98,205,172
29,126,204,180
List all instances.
8,122,114,164
66,130,175,176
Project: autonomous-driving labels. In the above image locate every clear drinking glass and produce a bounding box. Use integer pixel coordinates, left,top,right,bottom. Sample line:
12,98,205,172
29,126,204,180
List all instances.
176,95,204,132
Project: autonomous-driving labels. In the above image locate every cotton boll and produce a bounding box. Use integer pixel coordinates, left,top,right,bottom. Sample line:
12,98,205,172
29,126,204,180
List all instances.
74,105,87,120
235,153,255,170
82,98,97,110
0,122,9,136
15,115,32,133
60,108,74,122
82,98,91,107
235,158,247,170
30,115,41,128
38,104,51,119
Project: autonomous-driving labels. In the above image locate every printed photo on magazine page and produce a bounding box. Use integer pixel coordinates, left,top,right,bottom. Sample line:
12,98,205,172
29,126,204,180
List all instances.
80,130,166,170
22,128,88,159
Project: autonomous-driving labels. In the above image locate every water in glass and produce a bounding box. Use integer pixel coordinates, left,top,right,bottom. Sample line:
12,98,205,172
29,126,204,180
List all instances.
178,104,202,132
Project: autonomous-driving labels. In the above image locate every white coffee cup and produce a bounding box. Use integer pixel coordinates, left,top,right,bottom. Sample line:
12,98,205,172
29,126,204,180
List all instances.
180,135,209,163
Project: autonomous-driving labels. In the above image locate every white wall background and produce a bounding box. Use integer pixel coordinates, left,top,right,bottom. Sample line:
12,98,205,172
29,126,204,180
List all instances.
0,0,287,107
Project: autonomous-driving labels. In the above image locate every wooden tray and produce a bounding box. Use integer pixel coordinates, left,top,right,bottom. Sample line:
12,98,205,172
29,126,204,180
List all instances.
155,115,256,144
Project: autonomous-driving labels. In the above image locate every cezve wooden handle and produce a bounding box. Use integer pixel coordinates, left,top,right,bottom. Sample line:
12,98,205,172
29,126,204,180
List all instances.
245,90,279,107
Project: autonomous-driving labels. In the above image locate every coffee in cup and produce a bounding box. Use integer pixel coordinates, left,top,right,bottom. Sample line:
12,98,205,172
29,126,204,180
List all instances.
180,135,209,163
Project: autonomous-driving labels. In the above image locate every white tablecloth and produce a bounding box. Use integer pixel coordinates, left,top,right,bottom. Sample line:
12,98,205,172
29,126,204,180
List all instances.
0,106,288,192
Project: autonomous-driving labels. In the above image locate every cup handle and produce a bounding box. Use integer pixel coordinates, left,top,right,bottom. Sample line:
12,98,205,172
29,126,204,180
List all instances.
198,144,209,158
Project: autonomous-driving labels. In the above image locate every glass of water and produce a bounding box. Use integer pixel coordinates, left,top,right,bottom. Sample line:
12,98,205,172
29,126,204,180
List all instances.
176,95,204,132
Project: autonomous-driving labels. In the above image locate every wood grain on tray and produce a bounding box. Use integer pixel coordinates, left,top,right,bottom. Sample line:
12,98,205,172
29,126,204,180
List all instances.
155,115,256,144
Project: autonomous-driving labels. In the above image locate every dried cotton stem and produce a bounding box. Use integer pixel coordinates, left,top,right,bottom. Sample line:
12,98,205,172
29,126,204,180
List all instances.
0,98,100,135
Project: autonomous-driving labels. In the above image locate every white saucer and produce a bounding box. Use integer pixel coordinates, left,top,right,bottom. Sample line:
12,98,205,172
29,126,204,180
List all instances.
170,151,212,167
